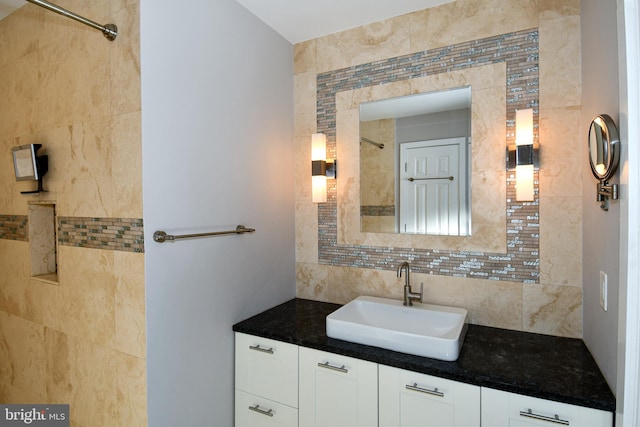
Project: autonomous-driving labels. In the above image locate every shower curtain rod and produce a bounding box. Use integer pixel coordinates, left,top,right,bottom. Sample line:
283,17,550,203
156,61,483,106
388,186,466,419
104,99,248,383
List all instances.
26,0,118,41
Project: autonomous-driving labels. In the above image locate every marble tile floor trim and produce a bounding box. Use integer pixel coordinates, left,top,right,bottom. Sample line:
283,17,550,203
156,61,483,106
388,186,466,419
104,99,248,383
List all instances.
316,28,540,284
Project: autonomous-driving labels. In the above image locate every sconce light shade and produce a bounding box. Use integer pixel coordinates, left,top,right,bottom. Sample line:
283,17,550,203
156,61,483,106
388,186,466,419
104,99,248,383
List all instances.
507,109,538,202
311,133,337,203
312,133,328,203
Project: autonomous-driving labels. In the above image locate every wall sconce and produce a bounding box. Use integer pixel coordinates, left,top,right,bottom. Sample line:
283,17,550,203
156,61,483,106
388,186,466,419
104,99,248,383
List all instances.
12,144,48,194
311,133,336,203
507,109,539,201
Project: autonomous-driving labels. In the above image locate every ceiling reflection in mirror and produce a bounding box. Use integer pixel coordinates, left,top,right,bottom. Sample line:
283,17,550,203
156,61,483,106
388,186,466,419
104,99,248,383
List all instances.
359,87,472,236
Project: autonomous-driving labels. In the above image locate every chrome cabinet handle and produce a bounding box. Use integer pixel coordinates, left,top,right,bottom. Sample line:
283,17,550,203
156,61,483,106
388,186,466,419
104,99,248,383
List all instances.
248,404,274,417
405,383,445,398
317,361,349,373
249,344,274,354
519,409,570,425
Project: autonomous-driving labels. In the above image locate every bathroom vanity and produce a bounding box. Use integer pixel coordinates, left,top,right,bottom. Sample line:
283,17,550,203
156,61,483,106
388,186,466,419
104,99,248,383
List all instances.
233,298,615,427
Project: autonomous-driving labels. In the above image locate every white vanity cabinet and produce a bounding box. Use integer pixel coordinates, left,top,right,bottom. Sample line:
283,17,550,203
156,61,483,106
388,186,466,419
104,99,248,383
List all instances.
234,332,613,427
379,365,480,427
235,333,299,427
481,388,613,427
299,347,378,427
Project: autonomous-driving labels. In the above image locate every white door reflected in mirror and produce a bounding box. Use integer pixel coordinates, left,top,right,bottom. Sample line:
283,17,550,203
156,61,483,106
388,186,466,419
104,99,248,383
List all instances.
359,86,472,236
400,137,469,235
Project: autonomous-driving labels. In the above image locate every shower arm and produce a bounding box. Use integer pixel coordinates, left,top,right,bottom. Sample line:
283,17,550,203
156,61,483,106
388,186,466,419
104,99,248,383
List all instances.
26,0,118,41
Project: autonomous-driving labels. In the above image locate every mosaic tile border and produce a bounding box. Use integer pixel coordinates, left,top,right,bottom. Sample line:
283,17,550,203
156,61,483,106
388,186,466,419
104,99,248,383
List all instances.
0,215,144,253
361,206,395,217
316,29,540,284
0,215,29,241
58,217,144,253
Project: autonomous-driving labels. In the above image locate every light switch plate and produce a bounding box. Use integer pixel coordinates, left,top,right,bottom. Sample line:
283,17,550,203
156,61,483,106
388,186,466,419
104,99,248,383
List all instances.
600,271,608,311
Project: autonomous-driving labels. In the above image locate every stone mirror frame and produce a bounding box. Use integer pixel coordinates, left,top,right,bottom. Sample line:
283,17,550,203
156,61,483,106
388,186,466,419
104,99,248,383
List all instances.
337,63,507,253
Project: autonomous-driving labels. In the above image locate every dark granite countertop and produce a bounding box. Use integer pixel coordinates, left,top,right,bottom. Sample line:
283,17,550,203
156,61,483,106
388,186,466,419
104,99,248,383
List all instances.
233,298,616,413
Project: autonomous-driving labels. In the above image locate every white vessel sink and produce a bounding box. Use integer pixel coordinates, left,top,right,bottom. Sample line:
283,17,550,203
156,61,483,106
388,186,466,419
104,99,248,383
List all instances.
326,295,468,361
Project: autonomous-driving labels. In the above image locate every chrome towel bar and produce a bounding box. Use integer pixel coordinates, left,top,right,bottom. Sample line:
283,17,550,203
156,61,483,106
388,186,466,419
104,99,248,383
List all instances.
361,137,385,149
153,225,255,243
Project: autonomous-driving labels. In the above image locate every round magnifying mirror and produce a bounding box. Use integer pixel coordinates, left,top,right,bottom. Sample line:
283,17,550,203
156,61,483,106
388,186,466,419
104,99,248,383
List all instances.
588,114,620,182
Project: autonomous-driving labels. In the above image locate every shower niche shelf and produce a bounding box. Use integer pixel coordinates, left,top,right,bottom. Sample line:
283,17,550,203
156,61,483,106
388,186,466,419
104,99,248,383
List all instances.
28,201,58,285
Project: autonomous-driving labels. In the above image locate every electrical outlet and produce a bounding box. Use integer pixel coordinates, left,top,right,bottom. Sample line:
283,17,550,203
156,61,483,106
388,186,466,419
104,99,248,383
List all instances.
600,271,608,311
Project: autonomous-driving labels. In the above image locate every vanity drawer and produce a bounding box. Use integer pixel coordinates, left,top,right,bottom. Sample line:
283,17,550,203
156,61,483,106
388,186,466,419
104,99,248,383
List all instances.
235,390,297,427
481,387,613,427
379,364,480,427
235,333,298,408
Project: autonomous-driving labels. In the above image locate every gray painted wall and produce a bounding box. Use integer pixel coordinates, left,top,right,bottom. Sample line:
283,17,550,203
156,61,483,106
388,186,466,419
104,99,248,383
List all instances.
141,0,295,425
581,0,620,391
396,109,471,143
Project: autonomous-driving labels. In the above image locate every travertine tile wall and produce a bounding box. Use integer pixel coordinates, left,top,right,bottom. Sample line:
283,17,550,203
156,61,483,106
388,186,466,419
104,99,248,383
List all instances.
0,0,146,425
294,0,583,338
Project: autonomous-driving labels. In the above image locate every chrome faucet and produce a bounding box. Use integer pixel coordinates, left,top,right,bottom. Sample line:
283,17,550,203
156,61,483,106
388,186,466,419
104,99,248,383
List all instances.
397,262,423,306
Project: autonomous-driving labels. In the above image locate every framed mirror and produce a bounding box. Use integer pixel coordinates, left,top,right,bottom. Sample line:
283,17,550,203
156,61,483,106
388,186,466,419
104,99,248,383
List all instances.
359,87,472,236
588,114,620,210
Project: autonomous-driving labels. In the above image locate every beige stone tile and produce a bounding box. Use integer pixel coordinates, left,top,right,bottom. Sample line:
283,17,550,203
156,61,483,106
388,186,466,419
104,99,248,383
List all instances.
295,201,319,263
539,195,582,287
116,351,148,426
316,15,411,73
294,39,316,75
0,6,41,68
34,36,111,132
111,112,143,218
44,327,71,403
296,262,330,301
410,0,538,53
294,71,317,138
55,246,116,347
45,328,118,426
0,312,47,401
327,267,402,304
294,134,313,202
0,240,30,318
539,16,581,109
109,1,141,116
414,273,524,331
114,251,145,358
0,379,35,404
539,106,583,197
46,120,113,217
0,51,40,140
523,284,582,337
111,0,138,14
538,0,580,21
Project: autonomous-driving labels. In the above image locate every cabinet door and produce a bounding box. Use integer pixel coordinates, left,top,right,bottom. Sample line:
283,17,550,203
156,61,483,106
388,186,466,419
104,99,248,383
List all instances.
299,347,378,427
379,364,480,427
235,333,299,408
481,387,613,427
235,390,298,427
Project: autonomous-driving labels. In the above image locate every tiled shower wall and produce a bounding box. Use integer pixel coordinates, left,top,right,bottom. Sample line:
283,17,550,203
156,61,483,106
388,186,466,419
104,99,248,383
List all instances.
294,0,583,338
0,1,147,425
